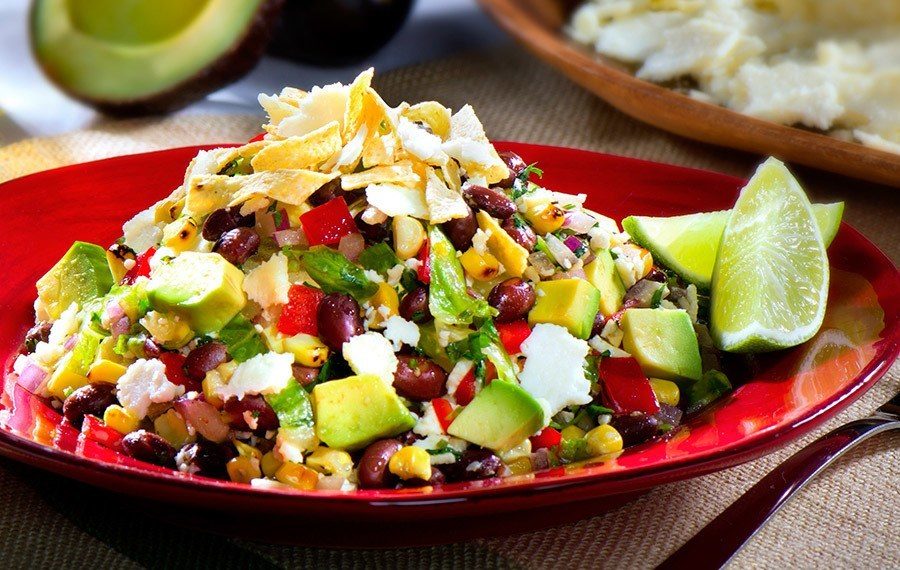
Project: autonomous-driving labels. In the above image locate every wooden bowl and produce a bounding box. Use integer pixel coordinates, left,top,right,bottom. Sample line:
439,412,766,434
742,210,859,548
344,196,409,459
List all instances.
477,0,900,188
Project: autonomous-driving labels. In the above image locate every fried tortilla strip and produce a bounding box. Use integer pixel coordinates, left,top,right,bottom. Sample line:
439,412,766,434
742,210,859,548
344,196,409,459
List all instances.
341,160,421,190
425,168,468,224
250,121,342,171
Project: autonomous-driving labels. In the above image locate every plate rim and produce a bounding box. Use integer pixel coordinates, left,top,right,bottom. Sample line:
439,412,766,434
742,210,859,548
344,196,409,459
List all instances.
0,142,897,511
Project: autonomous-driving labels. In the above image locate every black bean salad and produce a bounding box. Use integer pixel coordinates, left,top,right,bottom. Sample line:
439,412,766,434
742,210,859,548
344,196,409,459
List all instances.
8,70,735,491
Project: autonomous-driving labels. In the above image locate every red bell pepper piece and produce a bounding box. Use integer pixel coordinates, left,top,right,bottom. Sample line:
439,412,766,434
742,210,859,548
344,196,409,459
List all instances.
454,370,476,406
530,427,562,450
158,351,196,391
496,320,532,355
121,247,155,285
299,197,358,246
598,356,660,415
80,414,124,449
416,239,431,284
277,284,325,336
431,398,454,433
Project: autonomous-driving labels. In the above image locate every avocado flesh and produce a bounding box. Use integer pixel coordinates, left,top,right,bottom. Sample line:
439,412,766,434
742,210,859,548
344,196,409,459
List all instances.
448,381,544,452
312,375,416,451
37,241,114,320
31,0,282,115
528,279,601,340
620,308,702,382
584,249,626,318
146,252,245,335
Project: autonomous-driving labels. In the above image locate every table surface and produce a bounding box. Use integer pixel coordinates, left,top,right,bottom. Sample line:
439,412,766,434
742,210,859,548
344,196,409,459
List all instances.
0,0,505,144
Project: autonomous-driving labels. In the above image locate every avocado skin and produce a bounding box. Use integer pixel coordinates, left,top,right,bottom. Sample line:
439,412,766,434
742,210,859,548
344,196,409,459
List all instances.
29,0,284,117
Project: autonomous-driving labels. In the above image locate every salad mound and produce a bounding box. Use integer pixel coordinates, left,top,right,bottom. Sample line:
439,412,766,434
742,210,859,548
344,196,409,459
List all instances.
9,69,736,491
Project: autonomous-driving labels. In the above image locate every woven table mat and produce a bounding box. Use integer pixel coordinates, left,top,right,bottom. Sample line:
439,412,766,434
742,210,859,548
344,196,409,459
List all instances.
0,46,897,569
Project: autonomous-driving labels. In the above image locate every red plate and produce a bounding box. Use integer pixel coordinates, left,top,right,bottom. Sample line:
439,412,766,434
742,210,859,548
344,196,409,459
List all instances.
0,142,897,546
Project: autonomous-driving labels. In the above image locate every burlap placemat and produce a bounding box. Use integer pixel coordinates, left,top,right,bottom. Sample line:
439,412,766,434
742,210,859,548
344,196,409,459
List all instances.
0,47,897,569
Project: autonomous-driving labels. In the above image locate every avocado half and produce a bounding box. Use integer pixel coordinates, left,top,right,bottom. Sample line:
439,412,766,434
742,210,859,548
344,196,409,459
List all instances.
30,0,284,116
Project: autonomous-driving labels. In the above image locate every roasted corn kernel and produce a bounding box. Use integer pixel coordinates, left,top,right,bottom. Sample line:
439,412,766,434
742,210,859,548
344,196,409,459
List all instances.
275,461,319,490
585,424,623,457
560,425,586,441
103,405,141,434
388,446,432,481
368,282,400,327
526,203,566,234
161,216,200,252
392,215,426,260
306,447,353,478
649,378,680,406
261,451,283,478
459,248,501,281
227,456,262,484
234,440,263,462
283,333,330,367
153,409,194,448
87,359,127,384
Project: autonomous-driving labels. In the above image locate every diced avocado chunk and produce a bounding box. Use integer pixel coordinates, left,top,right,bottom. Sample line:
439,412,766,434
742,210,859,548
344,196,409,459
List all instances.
312,375,415,450
528,279,601,339
584,249,626,317
146,252,245,334
46,326,106,399
620,308,702,382
37,242,114,319
448,381,545,452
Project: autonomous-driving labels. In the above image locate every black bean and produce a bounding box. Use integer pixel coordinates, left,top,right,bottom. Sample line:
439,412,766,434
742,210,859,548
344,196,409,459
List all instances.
463,185,516,219
202,206,254,241
354,211,390,245
591,310,606,338
496,151,527,188
443,449,503,482
441,205,478,250
223,395,279,433
393,355,446,401
213,227,260,265
177,441,236,479
398,287,432,323
62,383,118,428
121,430,177,468
292,364,319,386
184,341,228,381
316,293,364,351
142,338,162,359
357,439,402,489
500,217,536,252
610,413,660,447
488,278,536,322
308,179,343,206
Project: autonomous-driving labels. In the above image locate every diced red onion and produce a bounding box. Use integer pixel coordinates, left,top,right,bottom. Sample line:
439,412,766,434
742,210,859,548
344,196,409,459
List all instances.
174,397,229,443
563,210,596,234
624,278,665,307
16,362,47,393
544,234,578,268
273,228,306,248
556,267,587,280
111,316,131,338
63,334,79,351
563,235,584,254
104,300,125,324
338,232,365,262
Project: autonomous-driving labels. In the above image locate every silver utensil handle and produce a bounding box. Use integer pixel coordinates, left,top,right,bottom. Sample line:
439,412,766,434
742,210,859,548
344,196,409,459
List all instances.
658,417,900,569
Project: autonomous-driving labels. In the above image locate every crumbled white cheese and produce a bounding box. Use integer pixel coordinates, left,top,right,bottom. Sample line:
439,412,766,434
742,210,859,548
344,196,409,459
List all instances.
588,335,631,358
250,478,294,491
243,252,290,309
600,319,624,348
342,332,398,386
48,303,81,346
446,359,474,397
397,118,444,162
382,316,420,351
363,269,385,283
274,83,349,138
471,228,491,256
412,401,444,437
215,352,294,401
117,359,185,418
122,209,163,254
386,263,406,287
518,323,592,422
424,168,468,224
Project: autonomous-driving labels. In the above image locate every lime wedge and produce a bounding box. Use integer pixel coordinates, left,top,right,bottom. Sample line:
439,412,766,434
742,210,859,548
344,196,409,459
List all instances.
710,158,829,353
623,202,841,291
